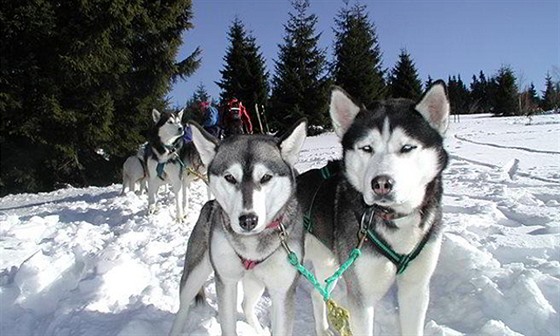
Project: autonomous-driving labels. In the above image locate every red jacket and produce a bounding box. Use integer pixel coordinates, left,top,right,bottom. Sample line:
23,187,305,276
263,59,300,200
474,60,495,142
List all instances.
226,99,253,134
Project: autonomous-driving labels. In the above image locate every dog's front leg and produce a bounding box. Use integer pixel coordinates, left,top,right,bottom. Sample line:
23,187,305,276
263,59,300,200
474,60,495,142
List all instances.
269,285,296,336
397,277,429,336
147,178,158,214
182,179,190,216
216,275,239,336
396,240,441,336
242,274,266,335
174,183,184,221
346,295,374,336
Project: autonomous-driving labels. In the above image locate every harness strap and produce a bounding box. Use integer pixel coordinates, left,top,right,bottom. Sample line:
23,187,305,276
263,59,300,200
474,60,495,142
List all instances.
304,165,337,234
365,227,431,274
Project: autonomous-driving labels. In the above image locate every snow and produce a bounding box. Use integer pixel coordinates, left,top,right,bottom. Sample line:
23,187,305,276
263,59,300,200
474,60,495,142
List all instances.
1,114,559,336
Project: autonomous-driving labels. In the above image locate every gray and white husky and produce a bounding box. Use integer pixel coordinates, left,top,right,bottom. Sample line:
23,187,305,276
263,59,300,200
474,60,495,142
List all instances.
169,119,308,336
145,109,206,220
299,82,450,336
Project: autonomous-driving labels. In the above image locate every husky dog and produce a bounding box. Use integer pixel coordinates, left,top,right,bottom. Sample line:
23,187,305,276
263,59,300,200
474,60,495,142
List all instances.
299,82,450,336
121,154,146,195
121,143,150,195
145,109,206,220
169,119,307,336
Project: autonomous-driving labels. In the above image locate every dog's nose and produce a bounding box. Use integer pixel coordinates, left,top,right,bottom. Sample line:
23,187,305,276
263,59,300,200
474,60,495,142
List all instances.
239,213,258,231
178,126,183,133
372,175,394,196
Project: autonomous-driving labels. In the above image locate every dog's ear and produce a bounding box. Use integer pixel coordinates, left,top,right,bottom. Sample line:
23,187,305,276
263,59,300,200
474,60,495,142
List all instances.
278,118,307,166
189,121,219,167
152,109,161,123
177,108,185,121
415,80,450,135
330,86,361,138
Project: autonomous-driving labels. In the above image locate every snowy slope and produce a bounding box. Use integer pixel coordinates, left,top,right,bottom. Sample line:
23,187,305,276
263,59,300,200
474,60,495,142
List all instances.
1,114,559,336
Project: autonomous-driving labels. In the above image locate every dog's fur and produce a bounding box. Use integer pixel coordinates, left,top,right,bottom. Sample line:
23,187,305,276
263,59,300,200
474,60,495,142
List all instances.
145,109,206,220
121,155,146,195
169,119,308,336
299,82,450,336
121,143,149,195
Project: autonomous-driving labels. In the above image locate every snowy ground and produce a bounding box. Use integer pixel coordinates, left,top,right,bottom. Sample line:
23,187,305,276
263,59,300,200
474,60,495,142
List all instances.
1,114,559,336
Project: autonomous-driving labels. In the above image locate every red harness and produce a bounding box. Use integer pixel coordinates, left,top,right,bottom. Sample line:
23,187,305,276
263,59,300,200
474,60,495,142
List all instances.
238,216,283,270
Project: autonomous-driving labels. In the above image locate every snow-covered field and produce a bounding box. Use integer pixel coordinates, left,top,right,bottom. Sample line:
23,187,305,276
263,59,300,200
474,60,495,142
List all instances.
1,114,559,336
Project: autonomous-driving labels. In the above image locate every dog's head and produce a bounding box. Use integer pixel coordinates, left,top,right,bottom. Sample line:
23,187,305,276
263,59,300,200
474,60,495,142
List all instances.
190,119,307,235
330,82,449,215
152,109,184,145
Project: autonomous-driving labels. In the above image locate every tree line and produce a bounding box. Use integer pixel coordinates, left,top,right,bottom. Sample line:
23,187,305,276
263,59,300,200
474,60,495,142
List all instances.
1,0,559,195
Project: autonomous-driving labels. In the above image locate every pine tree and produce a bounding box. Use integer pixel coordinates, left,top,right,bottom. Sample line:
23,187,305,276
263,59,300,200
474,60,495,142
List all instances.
519,82,540,114
269,0,330,134
332,1,385,107
184,83,210,122
217,18,269,132
0,0,200,195
541,72,560,112
388,49,422,100
447,75,470,114
470,70,492,113
491,66,520,116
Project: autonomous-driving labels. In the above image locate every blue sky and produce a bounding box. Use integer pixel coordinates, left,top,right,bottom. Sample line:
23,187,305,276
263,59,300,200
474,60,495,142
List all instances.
168,0,559,107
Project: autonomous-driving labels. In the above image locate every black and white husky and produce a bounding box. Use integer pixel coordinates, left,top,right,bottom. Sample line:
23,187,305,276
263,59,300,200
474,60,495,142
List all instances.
169,119,308,336
145,109,206,220
299,82,450,336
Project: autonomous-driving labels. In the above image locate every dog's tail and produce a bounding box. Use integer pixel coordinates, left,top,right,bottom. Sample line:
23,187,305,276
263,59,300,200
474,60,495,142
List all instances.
194,289,205,305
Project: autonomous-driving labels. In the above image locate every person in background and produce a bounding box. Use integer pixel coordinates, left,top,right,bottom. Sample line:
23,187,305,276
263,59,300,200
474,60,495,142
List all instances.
200,101,221,138
223,98,253,137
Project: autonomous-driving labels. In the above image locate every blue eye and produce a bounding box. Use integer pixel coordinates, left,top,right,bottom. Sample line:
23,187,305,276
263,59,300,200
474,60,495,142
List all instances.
400,145,417,153
360,145,373,153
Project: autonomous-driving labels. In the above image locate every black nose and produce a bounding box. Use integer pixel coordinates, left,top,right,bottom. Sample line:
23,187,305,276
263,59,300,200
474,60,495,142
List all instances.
372,175,394,196
178,126,183,133
239,214,258,231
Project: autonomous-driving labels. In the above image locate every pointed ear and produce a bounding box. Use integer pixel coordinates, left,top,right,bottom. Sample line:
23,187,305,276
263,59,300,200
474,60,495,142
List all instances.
152,109,161,123
278,118,307,166
189,121,219,167
415,80,450,134
329,86,361,138
177,108,184,121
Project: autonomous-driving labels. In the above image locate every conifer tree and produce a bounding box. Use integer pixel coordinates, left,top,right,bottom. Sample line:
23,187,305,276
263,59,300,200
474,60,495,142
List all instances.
448,75,470,114
491,66,520,116
519,82,540,114
217,18,269,131
388,49,422,100
269,0,330,133
541,72,560,111
0,0,200,195
332,1,385,107
470,70,493,113
184,83,210,121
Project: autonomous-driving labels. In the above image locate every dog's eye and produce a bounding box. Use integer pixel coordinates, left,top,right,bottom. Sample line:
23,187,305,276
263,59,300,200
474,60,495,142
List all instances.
260,174,273,184
400,145,417,153
224,174,237,184
359,145,373,153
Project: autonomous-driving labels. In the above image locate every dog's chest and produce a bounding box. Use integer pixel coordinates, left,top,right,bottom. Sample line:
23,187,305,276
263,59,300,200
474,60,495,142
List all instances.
352,253,397,299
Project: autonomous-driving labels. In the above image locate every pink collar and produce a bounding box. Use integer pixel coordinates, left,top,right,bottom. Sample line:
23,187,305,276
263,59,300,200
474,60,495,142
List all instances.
265,215,283,229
